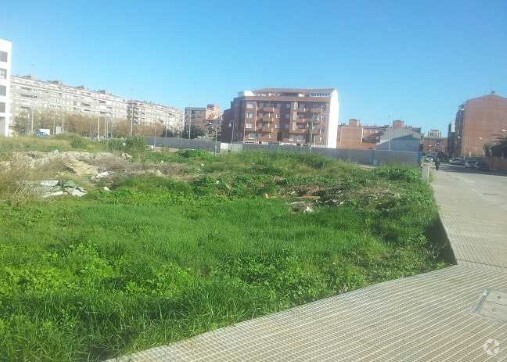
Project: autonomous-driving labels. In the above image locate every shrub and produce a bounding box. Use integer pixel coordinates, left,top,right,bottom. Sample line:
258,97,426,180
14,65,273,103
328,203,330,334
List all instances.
70,135,89,149
125,137,147,154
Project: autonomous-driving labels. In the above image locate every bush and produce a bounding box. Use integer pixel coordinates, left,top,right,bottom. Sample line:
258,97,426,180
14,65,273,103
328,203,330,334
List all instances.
70,135,89,149
125,137,147,154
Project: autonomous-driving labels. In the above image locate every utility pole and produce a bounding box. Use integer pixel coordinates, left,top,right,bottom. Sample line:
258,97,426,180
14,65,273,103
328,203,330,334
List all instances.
188,110,192,139
30,108,34,135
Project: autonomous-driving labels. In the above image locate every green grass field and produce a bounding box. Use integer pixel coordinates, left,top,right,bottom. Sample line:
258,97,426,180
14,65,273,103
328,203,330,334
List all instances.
0,145,449,360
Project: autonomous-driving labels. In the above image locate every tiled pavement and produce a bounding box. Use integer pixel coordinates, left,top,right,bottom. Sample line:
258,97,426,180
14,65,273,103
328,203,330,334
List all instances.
113,166,507,361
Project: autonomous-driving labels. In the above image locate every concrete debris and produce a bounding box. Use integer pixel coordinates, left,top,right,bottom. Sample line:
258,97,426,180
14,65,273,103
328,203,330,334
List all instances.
92,171,112,180
39,180,59,187
121,153,133,160
35,179,87,198
69,188,87,197
103,186,110,191
43,191,65,198
290,201,314,213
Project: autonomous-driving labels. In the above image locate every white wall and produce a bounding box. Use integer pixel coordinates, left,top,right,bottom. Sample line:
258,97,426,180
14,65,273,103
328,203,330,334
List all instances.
0,39,12,137
326,89,339,148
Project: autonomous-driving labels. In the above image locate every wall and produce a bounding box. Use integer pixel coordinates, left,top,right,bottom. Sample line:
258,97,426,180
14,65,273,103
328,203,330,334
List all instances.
488,157,507,172
146,137,421,165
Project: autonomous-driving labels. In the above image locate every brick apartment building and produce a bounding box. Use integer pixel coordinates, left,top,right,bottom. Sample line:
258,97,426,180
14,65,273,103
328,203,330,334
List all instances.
422,129,447,156
337,119,383,149
448,92,507,157
337,119,421,152
185,104,222,136
221,88,339,148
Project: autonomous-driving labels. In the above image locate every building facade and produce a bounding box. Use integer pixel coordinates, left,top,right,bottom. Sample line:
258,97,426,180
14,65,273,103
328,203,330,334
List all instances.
222,88,339,148
337,119,381,149
337,119,421,152
10,75,183,133
0,39,12,137
184,107,207,131
127,100,183,130
422,129,447,156
377,120,422,152
450,92,507,157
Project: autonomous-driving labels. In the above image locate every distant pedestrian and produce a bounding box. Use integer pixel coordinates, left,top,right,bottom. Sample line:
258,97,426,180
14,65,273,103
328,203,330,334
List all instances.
434,157,441,170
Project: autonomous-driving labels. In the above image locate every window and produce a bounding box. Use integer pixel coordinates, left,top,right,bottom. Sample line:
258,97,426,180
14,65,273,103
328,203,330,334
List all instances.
285,114,290,119
0,85,5,96
246,102,255,109
245,123,253,129
0,51,7,62
246,112,254,119
0,68,6,79
286,103,291,109
0,102,5,113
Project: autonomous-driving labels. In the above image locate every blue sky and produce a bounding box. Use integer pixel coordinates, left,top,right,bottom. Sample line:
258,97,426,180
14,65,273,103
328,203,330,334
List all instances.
2,0,506,134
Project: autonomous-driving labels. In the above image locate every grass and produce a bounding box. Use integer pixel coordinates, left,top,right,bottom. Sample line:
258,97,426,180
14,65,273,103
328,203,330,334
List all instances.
0,146,449,360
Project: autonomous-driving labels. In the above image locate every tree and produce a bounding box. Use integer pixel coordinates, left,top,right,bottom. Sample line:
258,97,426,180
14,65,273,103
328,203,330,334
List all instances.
183,124,206,139
491,137,507,158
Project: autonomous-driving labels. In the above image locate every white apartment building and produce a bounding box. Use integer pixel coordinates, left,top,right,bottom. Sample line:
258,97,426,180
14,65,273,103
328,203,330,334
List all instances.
10,75,184,132
127,100,183,130
11,75,128,122
0,39,12,137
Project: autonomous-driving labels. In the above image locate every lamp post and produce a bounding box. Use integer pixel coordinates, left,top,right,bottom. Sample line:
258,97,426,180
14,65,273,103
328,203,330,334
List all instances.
30,108,34,135
187,110,192,139
214,118,220,156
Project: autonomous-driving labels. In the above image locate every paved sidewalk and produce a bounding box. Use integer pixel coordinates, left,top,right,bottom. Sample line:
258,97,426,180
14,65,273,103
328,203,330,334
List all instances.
114,168,507,361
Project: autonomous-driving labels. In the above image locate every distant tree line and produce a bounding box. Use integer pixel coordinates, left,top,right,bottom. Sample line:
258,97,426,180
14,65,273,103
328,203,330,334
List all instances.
13,111,173,138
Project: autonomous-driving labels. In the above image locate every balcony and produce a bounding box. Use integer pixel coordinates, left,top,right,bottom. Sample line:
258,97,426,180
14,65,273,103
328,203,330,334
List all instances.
289,128,307,134
258,126,274,133
263,106,276,112
297,107,307,113
310,107,324,113
262,117,277,123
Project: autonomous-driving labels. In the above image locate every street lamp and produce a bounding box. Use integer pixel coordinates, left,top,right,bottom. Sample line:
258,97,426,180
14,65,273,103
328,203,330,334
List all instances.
214,117,221,156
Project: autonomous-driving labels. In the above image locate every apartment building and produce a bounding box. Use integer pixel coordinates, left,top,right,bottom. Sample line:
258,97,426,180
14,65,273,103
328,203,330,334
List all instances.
337,119,380,149
184,106,207,130
127,100,183,130
0,38,12,136
205,104,222,121
449,92,507,157
11,76,128,122
10,75,183,132
422,129,447,156
183,105,223,137
222,88,339,148
337,119,421,152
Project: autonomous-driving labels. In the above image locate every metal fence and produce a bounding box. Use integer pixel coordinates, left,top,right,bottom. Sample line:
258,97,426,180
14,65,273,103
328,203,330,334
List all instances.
146,137,421,165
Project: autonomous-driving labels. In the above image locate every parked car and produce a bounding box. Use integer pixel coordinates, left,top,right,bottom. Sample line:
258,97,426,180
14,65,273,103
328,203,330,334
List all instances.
449,157,465,165
465,159,478,168
475,160,490,171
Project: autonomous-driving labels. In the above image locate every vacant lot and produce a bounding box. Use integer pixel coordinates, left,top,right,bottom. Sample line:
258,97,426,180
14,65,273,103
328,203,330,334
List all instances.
0,137,449,360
